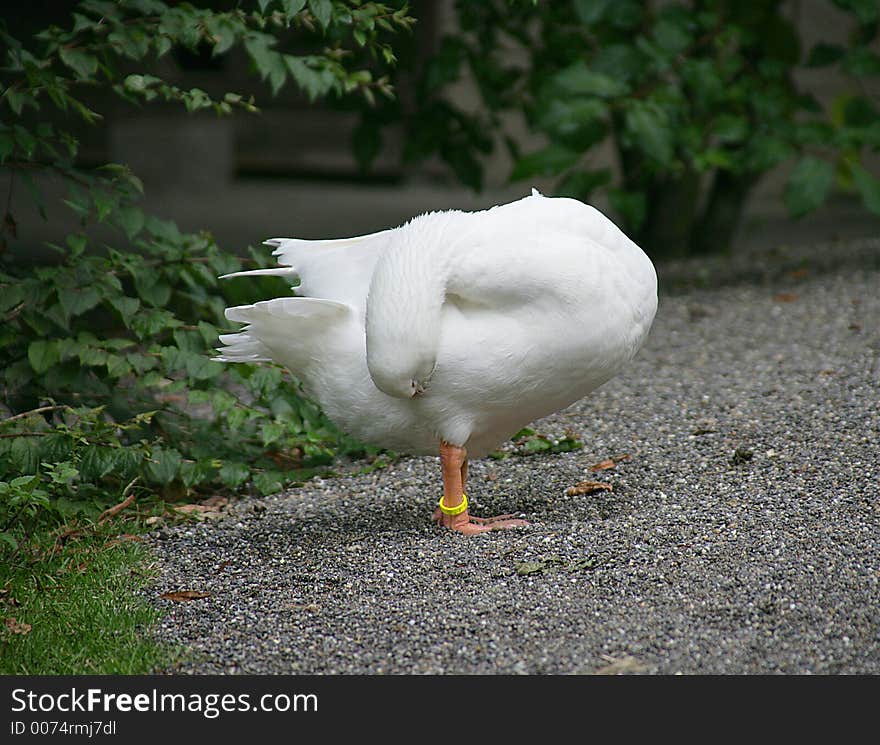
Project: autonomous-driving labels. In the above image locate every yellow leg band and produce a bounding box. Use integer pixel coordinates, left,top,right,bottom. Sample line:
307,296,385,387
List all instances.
438,493,468,516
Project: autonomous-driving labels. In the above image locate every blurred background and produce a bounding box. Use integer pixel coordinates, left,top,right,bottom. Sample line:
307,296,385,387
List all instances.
4,0,879,259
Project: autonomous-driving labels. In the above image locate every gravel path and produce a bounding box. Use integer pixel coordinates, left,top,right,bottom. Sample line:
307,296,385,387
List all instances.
147,238,880,675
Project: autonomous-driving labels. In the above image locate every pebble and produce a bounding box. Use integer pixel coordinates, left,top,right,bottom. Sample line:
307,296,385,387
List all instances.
147,238,880,674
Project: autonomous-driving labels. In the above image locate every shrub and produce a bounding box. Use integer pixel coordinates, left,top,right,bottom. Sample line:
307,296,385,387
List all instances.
0,0,413,558
402,0,880,255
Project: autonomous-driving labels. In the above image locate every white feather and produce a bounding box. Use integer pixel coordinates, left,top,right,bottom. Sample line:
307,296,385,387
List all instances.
216,191,658,457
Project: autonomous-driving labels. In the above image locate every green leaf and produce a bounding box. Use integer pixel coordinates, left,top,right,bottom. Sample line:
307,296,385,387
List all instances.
260,421,286,446
244,37,288,93
609,188,647,232
536,97,607,140
713,115,749,144
842,95,878,127
623,102,674,167
109,295,140,324
10,439,40,475
78,344,108,366
285,56,335,100
843,47,880,76
59,286,101,318
131,308,179,338
555,169,612,200
123,74,148,93
511,144,581,181
106,355,133,378
308,0,332,28
54,498,92,518
115,206,145,239
66,233,87,258
179,461,208,489
185,353,222,381
553,61,628,98
743,135,795,173
850,163,880,215
605,0,644,30
145,448,182,485
0,282,25,314
219,462,249,488
144,215,180,242
4,88,36,116
254,470,284,495
785,157,834,217
58,47,98,79
653,18,691,54
79,446,118,481
282,0,307,20
524,437,551,453
28,340,60,374
134,276,171,307
572,0,613,24
832,0,879,25
694,147,733,171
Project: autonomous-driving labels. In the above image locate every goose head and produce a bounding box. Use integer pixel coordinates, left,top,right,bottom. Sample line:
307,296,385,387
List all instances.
367,341,436,399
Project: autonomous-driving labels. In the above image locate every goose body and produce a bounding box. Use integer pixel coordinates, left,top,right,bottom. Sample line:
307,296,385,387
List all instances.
217,190,657,532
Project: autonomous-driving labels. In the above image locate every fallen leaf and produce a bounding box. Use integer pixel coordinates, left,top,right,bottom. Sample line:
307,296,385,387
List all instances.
172,504,202,514
515,561,548,576
692,427,716,435
589,454,630,472
159,590,211,602
773,292,799,303
283,603,321,612
566,480,613,496
515,555,598,576
567,556,602,572
4,617,32,635
786,268,809,280
172,502,226,520
200,495,229,509
593,654,646,675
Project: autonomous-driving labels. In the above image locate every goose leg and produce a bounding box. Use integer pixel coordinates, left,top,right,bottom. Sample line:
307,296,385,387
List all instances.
432,441,528,534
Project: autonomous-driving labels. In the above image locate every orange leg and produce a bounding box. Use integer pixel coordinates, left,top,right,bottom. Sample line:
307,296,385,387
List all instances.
431,440,528,535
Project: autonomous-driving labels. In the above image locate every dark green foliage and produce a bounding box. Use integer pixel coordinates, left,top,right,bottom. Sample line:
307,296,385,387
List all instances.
0,0,412,560
401,0,880,256
489,427,584,459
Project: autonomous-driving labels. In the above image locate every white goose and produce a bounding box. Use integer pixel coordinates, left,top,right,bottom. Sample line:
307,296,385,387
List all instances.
216,190,658,534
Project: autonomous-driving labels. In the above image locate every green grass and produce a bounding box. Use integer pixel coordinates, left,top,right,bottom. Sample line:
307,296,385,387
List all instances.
0,522,178,675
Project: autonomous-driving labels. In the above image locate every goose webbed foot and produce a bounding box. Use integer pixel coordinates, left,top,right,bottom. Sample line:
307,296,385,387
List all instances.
431,508,528,535
434,440,528,535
